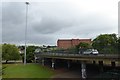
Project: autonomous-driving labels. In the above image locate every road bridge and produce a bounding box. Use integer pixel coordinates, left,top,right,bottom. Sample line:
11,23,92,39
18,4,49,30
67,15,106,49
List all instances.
35,52,120,79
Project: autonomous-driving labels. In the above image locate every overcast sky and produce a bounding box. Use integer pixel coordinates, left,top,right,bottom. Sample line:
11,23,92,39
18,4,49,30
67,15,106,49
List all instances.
1,0,119,46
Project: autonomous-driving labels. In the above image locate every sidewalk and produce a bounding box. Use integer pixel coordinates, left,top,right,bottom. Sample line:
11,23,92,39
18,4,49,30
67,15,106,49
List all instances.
51,70,81,78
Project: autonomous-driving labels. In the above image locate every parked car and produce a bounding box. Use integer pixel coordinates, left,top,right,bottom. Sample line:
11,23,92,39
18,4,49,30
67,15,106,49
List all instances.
83,49,99,55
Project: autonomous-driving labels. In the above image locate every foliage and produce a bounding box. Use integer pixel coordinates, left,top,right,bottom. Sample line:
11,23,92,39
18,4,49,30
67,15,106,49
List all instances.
26,52,34,63
0,44,1,52
26,46,35,63
117,37,120,53
20,46,38,63
92,34,118,54
2,44,20,63
77,42,91,49
66,47,78,54
76,42,92,54
53,42,92,54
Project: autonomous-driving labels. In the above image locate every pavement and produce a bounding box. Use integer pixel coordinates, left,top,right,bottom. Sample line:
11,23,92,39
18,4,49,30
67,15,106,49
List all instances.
51,69,81,78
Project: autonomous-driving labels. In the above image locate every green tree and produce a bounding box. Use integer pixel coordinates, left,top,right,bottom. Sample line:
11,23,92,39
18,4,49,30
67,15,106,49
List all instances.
92,34,118,54
0,44,2,59
21,46,39,63
76,42,92,54
117,37,120,53
26,46,35,63
77,42,91,49
2,44,20,63
66,47,77,54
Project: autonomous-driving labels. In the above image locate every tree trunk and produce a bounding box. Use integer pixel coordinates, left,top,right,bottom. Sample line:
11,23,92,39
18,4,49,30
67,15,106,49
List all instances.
6,60,8,63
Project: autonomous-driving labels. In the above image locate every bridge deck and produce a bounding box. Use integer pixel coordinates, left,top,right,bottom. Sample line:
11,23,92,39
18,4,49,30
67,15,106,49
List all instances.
35,53,120,66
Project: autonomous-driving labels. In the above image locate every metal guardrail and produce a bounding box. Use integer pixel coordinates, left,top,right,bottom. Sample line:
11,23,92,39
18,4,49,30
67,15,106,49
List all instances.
35,52,120,59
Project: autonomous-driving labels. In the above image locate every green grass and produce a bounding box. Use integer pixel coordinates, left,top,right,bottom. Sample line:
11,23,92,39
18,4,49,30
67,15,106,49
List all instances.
2,63,55,78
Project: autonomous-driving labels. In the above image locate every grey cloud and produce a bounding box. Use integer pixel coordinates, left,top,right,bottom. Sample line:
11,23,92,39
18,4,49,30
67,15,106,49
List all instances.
28,2,85,34
54,13,117,39
2,1,118,45
2,2,26,43
0,3,2,43
25,33,56,45
2,2,25,25
32,16,74,34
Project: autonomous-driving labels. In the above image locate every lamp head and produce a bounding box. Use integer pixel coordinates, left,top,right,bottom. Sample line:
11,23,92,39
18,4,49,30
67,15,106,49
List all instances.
25,2,29,5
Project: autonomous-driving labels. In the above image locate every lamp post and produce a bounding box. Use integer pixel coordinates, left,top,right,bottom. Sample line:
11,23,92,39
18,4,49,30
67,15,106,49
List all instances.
24,2,29,65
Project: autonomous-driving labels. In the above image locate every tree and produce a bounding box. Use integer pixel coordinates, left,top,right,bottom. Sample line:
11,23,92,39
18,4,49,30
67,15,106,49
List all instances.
117,37,120,53
21,45,39,63
77,42,91,49
76,42,92,54
92,34,118,54
2,44,20,63
0,44,2,59
26,46,35,63
26,52,34,63
66,46,77,54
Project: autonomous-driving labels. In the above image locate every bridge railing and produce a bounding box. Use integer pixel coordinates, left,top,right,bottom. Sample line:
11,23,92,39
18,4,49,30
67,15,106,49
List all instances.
35,52,120,59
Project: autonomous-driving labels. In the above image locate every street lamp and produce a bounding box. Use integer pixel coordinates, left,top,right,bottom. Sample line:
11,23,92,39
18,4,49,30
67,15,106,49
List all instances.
24,2,29,65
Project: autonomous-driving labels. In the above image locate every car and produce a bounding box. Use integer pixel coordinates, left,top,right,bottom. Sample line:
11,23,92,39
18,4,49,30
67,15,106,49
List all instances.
83,49,99,55
92,49,99,55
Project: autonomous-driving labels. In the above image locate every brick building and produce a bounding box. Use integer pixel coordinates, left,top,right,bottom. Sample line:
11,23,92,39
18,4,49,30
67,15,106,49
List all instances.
57,39,91,49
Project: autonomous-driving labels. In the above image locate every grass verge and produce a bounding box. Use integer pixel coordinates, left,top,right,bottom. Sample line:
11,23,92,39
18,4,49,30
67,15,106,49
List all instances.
2,63,55,78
